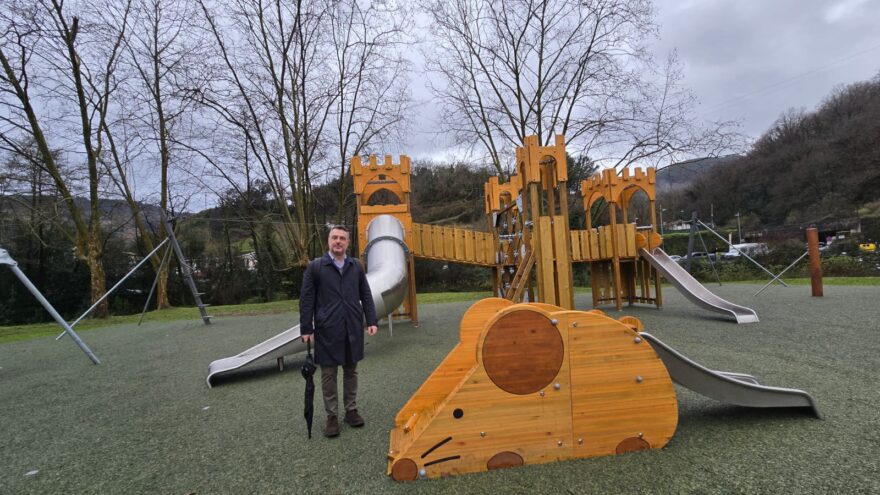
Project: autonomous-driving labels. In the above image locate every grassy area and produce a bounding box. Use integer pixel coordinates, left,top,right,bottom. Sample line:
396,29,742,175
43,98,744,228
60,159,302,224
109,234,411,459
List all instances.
415,290,491,304
3,277,876,344
0,300,298,345
0,291,494,344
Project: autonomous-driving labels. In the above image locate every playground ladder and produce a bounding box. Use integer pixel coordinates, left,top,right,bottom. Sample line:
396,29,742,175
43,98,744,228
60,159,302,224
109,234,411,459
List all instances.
505,248,535,302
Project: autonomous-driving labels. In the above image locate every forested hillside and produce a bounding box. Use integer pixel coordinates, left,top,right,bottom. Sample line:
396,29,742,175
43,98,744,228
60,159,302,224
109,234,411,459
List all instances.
660,75,880,231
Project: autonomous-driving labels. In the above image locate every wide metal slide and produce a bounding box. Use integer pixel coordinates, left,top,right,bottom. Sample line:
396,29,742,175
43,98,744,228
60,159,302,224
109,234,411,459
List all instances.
640,247,759,324
206,215,409,387
640,332,821,417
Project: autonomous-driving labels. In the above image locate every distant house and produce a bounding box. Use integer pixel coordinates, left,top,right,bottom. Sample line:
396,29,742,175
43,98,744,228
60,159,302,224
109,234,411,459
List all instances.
240,252,258,271
666,219,692,232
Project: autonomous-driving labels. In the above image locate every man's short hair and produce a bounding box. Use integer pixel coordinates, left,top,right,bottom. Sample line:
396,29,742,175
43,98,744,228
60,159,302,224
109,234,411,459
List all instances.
328,225,350,237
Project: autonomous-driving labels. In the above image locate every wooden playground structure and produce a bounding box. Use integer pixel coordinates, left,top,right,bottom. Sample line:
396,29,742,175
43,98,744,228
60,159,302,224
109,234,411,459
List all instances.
352,135,675,480
351,135,671,479
352,135,815,481
352,134,664,320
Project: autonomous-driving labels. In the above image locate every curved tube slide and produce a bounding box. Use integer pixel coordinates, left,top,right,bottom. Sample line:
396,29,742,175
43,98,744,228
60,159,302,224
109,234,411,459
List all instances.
640,247,759,324
206,215,409,387
640,332,821,418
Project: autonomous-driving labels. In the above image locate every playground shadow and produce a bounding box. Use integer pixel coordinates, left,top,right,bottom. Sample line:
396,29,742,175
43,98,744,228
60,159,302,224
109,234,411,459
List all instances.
208,360,299,388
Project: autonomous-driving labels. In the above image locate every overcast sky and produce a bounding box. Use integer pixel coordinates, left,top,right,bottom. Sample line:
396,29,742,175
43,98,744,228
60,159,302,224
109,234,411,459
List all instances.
402,0,880,162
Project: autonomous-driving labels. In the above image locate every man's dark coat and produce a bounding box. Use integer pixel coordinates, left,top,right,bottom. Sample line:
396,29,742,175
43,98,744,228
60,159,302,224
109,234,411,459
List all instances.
299,253,378,366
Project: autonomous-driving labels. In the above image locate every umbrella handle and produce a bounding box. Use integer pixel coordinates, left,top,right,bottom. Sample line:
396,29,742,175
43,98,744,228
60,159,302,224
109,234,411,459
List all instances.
307,340,312,358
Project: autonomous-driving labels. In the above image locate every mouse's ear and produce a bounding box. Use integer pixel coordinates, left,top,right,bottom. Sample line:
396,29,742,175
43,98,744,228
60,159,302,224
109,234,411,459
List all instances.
618,315,644,332
459,297,512,350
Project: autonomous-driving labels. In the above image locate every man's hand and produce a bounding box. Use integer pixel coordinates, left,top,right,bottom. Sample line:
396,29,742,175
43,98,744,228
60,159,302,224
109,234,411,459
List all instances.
366,325,378,336
301,334,313,343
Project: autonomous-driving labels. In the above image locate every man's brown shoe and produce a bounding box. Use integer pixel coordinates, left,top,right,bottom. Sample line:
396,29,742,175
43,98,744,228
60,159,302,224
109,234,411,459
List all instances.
344,409,365,427
323,415,339,437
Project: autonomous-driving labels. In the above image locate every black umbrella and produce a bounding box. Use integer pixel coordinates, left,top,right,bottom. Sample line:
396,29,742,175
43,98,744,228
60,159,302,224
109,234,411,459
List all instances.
301,341,317,439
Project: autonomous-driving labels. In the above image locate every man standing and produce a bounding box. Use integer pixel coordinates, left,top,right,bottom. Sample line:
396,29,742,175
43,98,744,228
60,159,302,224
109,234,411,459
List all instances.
300,226,379,438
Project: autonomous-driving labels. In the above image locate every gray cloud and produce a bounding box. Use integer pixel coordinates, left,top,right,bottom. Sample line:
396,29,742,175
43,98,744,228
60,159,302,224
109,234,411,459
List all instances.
654,0,880,137
402,1,880,161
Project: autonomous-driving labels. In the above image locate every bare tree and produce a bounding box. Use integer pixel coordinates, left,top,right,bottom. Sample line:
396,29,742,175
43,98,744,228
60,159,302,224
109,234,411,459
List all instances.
0,138,66,286
326,0,411,224
193,0,411,264
98,0,206,309
423,0,740,176
0,0,132,317
192,0,328,266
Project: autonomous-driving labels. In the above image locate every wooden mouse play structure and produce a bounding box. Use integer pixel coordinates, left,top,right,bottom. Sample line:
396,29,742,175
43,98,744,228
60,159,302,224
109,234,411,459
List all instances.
387,299,679,480
386,295,819,481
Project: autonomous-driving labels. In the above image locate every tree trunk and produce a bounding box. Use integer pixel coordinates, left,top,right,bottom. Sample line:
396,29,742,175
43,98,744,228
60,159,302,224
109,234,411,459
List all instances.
155,217,171,309
87,229,108,318
156,269,171,309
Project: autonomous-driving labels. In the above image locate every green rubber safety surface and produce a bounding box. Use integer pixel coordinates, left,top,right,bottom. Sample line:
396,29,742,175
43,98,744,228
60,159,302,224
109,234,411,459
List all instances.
1,284,877,494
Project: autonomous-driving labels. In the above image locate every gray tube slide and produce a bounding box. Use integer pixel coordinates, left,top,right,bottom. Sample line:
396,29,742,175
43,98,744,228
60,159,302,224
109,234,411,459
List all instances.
640,247,759,324
206,215,409,387
640,332,821,418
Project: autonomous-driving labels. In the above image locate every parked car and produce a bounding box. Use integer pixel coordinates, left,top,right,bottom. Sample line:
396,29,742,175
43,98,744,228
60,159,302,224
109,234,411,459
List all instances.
722,243,769,260
685,251,716,262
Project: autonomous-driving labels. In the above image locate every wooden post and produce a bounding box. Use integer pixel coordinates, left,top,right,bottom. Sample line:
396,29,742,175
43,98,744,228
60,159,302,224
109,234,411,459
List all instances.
529,182,545,303
488,211,502,297
590,261,600,308
407,255,419,326
649,198,662,308
557,179,574,309
609,202,622,310
806,227,823,297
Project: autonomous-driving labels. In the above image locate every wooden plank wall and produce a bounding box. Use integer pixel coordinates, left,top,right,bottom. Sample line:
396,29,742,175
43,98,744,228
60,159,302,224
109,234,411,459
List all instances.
411,223,637,266
570,224,637,262
411,223,497,266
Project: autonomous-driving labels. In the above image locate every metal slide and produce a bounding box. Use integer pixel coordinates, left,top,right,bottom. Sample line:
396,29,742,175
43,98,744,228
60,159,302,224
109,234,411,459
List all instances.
206,215,410,387
640,247,759,323
640,332,821,418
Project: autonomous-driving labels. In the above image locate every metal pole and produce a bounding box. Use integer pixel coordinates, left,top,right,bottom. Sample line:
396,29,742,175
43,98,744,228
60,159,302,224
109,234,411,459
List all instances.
0,248,100,364
753,251,809,297
57,237,169,340
163,214,211,324
138,242,174,326
388,313,393,339
659,208,665,236
698,220,788,287
685,212,698,273
736,212,742,243
698,230,722,286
